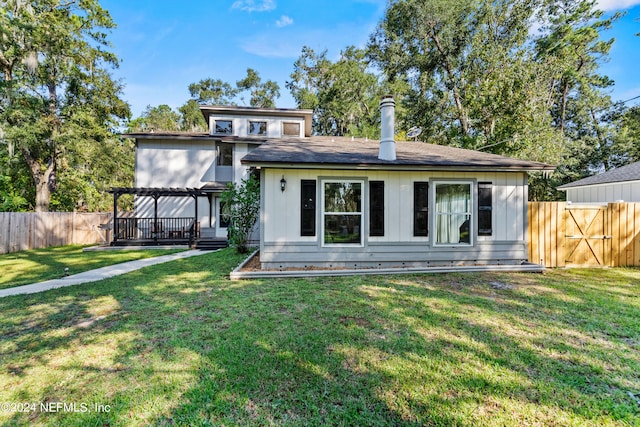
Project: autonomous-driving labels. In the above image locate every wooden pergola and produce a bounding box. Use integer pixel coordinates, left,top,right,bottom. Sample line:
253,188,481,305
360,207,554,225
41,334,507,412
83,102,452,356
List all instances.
109,187,207,246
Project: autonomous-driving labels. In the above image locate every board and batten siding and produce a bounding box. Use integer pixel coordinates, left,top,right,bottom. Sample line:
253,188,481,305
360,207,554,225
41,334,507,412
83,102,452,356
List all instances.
565,180,640,203
209,114,305,138
134,139,254,222
260,168,529,268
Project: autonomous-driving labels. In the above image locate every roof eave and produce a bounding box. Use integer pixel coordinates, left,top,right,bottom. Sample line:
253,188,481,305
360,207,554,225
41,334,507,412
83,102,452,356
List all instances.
241,160,555,172
121,133,267,144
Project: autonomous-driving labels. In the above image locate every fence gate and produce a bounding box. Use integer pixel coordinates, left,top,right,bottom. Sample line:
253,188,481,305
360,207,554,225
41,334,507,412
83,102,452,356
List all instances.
564,205,610,267
529,202,640,268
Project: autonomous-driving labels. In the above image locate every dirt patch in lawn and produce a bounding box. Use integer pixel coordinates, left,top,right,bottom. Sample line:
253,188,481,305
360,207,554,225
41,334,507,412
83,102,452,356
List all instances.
239,251,355,272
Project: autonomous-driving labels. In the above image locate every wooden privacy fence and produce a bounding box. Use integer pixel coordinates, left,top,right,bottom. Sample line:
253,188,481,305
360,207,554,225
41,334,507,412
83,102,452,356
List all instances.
0,212,112,255
529,202,640,268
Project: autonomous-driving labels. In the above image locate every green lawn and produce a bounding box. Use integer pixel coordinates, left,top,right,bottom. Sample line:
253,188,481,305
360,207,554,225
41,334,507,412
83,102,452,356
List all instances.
0,249,638,426
0,245,184,290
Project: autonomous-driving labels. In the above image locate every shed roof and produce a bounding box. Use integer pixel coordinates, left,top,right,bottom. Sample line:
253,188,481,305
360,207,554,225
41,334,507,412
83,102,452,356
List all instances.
558,161,640,190
241,137,554,171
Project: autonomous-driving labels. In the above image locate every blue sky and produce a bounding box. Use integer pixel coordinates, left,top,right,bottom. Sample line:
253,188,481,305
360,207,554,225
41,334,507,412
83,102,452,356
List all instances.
101,0,640,118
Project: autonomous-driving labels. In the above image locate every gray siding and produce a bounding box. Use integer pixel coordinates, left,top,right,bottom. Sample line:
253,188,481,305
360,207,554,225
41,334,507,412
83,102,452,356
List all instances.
565,181,640,203
260,241,528,269
259,168,530,268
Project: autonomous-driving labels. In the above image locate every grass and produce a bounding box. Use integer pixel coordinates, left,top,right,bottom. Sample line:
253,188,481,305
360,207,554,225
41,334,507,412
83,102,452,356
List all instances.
0,248,638,426
0,245,185,290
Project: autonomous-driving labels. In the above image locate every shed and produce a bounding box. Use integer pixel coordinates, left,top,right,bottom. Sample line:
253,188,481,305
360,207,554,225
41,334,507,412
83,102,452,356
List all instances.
558,161,640,203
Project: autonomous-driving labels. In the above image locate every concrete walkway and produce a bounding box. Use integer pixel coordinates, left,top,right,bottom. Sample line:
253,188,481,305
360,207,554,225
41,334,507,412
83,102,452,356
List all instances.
0,249,211,298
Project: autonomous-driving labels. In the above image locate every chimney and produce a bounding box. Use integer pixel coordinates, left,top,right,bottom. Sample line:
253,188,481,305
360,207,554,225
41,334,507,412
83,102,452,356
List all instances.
378,96,396,161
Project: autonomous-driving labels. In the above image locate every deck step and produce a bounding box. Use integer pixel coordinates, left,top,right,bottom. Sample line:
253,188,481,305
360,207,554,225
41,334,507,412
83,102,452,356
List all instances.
195,239,228,250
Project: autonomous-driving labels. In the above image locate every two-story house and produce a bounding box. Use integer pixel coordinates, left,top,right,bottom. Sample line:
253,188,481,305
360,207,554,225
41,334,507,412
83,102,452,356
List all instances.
118,99,554,272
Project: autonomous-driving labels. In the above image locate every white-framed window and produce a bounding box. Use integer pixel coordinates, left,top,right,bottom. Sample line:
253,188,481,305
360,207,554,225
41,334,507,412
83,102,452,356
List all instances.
213,119,233,135
433,181,473,246
248,120,267,135
321,179,364,246
282,122,300,136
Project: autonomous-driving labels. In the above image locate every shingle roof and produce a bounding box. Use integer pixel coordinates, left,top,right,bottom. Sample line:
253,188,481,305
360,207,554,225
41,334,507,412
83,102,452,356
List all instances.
241,137,554,171
558,161,640,189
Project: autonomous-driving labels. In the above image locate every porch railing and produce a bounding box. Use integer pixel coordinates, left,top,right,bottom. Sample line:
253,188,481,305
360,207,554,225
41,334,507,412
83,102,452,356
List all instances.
114,217,200,243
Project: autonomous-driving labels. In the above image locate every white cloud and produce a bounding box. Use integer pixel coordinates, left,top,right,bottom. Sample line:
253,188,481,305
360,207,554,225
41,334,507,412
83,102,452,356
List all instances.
275,15,293,28
231,0,276,13
597,0,640,11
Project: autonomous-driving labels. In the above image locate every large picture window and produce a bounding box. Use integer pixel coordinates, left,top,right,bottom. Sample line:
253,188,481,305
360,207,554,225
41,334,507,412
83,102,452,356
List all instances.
434,182,472,245
322,180,363,246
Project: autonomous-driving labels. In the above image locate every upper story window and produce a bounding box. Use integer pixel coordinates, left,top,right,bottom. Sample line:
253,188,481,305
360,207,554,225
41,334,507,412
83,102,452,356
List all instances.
249,121,267,135
282,122,300,137
217,143,233,166
214,120,233,135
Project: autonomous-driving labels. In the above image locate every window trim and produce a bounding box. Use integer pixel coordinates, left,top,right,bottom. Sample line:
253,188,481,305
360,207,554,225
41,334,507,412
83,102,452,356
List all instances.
321,179,365,248
248,120,267,136
431,180,474,247
213,119,233,135
216,142,233,166
282,121,301,137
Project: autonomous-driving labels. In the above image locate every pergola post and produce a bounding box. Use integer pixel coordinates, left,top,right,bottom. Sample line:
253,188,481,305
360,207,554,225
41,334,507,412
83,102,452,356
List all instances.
153,193,159,244
113,191,119,244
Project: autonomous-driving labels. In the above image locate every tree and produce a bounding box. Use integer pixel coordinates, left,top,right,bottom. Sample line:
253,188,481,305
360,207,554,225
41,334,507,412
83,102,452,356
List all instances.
0,0,130,212
287,46,392,137
188,78,238,105
236,68,280,108
127,104,180,132
368,0,556,152
368,0,626,200
220,174,260,254
178,99,207,132
186,68,280,113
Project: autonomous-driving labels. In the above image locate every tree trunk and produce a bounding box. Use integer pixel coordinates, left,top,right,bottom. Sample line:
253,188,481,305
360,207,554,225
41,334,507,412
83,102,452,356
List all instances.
34,171,53,212
428,26,470,136
22,148,55,212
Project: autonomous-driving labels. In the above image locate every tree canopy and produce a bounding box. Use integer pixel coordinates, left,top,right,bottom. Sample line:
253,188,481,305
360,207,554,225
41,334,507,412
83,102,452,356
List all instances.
0,0,131,212
367,0,631,199
1,0,638,211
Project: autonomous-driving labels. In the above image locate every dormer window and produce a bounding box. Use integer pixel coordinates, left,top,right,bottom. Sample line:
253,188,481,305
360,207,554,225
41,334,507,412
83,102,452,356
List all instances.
283,122,300,137
214,120,233,135
249,121,267,135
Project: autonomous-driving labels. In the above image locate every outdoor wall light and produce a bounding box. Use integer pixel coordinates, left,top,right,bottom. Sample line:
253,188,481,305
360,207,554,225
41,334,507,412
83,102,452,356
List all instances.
280,176,287,192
